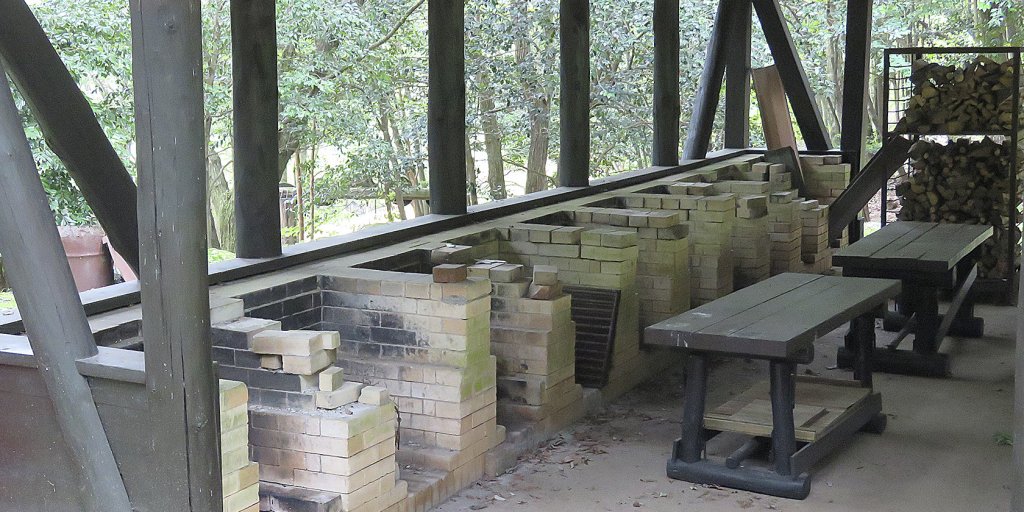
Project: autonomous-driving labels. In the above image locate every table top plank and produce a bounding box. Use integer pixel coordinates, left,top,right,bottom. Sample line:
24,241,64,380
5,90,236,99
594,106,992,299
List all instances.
656,273,823,334
696,277,843,338
645,274,901,359
833,221,993,273
729,277,901,344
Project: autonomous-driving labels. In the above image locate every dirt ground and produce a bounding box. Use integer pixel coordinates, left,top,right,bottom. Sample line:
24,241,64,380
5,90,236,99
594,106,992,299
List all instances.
432,303,1016,512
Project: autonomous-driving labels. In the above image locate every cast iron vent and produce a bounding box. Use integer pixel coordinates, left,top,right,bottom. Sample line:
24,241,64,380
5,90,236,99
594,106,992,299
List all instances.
564,285,620,388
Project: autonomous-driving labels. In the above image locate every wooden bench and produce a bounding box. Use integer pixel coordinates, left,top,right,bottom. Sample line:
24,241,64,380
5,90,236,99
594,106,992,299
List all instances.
645,273,901,499
833,221,993,377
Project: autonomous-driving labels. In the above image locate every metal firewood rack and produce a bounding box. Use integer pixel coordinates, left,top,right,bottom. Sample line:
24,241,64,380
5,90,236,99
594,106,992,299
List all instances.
881,46,1022,302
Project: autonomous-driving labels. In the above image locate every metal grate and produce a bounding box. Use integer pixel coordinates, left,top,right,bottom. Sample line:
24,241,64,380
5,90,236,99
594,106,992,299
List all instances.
564,285,620,389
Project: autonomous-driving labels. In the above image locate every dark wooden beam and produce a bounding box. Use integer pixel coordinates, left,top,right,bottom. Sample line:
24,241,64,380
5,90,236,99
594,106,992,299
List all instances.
753,0,832,150
826,135,911,241
840,0,873,243
560,0,591,187
0,0,140,273
652,0,680,165
724,0,752,149
232,0,282,258
428,0,468,214
1016,278,1024,511
129,0,221,509
0,63,131,512
682,0,732,160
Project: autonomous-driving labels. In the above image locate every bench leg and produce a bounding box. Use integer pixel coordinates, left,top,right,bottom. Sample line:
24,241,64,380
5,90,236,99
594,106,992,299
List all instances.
769,361,797,476
677,354,708,463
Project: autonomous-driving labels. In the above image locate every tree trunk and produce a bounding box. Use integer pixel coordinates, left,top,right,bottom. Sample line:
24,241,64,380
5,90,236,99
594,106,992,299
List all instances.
295,150,304,240
465,132,479,205
477,72,507,199
525,95,551,193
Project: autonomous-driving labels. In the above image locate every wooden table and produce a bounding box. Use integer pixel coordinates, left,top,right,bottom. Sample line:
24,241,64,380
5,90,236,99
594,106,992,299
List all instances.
645,273,901,499
832,221,993,377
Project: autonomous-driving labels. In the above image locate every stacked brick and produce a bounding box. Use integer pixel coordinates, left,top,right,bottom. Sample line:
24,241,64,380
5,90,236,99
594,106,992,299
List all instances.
616,196,693,325
799,200,832,273
251,385,408,512
471,262,584,430
686,194,737,305
767,191,803,275
320,268,502,474
220,380,260,512
732,195,771,288
800,155,850,206
751,162,793,193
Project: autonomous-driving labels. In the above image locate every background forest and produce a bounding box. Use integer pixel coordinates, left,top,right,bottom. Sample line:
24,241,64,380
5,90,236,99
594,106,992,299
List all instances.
13,0,1024,256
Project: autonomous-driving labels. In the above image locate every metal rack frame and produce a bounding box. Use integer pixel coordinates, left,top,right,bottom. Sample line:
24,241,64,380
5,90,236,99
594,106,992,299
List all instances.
881,46,1022,302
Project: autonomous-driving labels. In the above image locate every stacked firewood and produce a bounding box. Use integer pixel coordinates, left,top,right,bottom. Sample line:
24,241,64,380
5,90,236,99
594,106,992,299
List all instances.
894,56,1016,134
895,138,1021,277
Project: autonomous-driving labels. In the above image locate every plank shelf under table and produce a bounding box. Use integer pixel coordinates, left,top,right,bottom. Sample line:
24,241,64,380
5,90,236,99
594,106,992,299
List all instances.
646,273,901,500
706,376,873,443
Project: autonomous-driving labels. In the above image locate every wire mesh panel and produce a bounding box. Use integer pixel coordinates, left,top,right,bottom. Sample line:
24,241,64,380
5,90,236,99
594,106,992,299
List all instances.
882,47,1022,296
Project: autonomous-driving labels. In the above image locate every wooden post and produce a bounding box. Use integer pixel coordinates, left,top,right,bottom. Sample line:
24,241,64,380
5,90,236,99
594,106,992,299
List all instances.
0,64,131,512
428,0,468,215
682,0,731,160
232,0,283,258
0,0,140,273
840,0,873,243
753,0,832,150
652,0,680,166
560,0,590,187
724,0,752,149
1015,278,1024,512
129,0,221,509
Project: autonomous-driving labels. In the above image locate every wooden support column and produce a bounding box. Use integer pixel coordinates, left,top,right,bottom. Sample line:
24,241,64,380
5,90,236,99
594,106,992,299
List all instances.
682,0,732,160
753,0,832,150
428,0,468,215
1016,279,1024,512
724,0,752,149
0,0,140,273
560,0,590,187
840,0,872,243
0,64,131,512
652,0,680,166
232,0,282,258
130,0,221,509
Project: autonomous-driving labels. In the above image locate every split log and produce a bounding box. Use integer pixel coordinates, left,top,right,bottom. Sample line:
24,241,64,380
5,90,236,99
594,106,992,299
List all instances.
894,55,1017,134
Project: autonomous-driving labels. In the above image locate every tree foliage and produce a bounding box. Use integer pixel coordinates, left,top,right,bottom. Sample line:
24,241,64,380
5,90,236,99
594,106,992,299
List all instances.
14,0,1022,240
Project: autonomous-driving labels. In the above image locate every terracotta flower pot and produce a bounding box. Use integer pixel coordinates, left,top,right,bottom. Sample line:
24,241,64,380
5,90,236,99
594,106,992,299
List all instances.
57,226,114,292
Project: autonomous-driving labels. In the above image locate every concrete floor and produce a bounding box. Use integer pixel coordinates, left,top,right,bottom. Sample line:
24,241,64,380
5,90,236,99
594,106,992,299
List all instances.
434,303,1016,511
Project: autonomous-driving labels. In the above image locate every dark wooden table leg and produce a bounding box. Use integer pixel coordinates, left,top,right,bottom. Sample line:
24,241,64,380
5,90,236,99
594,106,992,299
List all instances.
677,354,708,463
852,314,875,388
769,360,797,476
909,283,940,354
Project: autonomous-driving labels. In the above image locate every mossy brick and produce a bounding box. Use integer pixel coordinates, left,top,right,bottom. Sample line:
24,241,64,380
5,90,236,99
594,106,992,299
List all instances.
220,380,249,410
467,261,503,278
316,381,365,409
222,461,259,497
532,264,559,286
647,211,679,228
528,283,562,300
252,330,323,356
282,349,334,375
319,366,345,391
488,263,523,283
582,244,639,262
261,354,283,370
223,484,259,512
551,226,585,244
439,277,492,302
221,403,249,432
600,230,638,248
359,386,391,406
627,213,649,228
222,446,251,474
430,245,474,264
657,225,689,240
